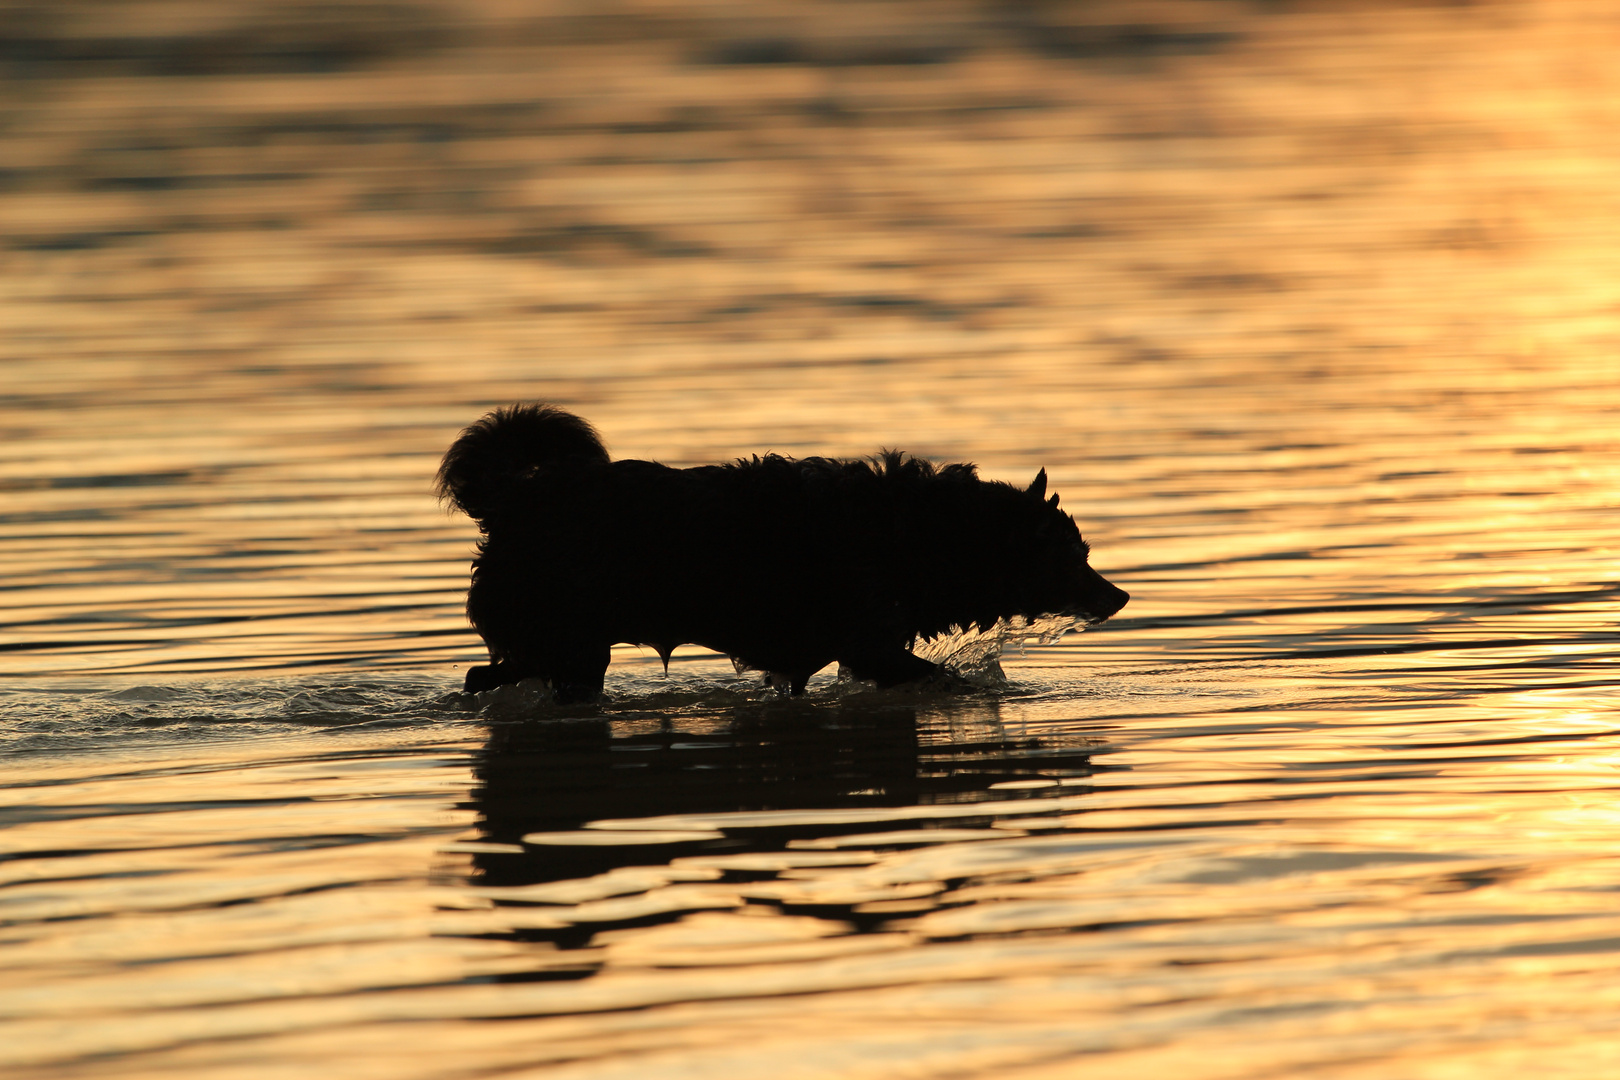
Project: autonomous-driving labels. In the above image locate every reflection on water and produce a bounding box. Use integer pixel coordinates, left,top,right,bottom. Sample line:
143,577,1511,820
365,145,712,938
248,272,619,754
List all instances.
13,675,1620,1078
5,0,1620,1076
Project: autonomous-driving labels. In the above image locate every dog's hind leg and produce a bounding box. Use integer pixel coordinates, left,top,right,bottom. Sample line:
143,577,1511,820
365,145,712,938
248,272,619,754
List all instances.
837,647,940,689
465,661,531,693
474,638,610,702
542,640,613,704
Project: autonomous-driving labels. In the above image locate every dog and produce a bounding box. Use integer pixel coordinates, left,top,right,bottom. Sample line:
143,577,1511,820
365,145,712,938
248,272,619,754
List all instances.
437,405,1128,700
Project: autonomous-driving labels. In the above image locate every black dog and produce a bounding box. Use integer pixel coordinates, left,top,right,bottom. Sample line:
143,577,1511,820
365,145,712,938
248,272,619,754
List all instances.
438,405,1128,699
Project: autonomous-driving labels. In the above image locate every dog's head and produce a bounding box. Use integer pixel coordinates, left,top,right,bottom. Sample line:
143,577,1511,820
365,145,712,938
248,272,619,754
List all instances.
1015,469,1129,626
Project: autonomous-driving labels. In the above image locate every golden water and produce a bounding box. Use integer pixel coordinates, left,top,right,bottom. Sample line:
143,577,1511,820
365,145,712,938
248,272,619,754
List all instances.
5,2,1620,1076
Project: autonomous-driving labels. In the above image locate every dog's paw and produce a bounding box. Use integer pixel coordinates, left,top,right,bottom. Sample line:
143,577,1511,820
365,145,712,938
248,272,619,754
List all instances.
908,668,981,694
468,677,556,710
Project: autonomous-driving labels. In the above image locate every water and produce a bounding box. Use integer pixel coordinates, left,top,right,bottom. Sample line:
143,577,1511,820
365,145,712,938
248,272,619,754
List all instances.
5,1,1620,1075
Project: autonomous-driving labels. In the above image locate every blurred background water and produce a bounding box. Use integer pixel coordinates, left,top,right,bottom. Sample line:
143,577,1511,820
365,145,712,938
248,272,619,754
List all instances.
5,1,1620,1076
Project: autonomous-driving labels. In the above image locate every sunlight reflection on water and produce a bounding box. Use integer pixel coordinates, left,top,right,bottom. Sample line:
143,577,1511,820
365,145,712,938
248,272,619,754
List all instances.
5,0,1620,1077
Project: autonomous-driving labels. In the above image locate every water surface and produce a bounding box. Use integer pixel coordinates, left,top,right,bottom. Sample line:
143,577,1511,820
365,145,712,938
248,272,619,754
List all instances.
5,2,1620,1076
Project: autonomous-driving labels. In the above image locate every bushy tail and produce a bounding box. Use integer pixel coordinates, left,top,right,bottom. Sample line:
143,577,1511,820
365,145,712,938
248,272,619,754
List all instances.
435,404,609,522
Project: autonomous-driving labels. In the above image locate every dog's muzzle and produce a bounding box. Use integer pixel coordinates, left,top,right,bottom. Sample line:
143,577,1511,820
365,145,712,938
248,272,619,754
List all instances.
1074,565,1130,624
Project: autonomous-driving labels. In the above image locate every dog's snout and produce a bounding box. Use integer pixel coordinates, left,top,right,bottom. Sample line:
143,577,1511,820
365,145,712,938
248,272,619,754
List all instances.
1101,583,1129,618
1078,565,1129,623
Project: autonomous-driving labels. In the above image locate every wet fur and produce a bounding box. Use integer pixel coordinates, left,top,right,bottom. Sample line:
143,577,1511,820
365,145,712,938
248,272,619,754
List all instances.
438,404,1128,700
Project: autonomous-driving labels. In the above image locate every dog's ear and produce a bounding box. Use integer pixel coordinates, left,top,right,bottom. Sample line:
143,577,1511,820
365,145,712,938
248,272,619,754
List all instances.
1048,493,1060,509
1026,468,1047,501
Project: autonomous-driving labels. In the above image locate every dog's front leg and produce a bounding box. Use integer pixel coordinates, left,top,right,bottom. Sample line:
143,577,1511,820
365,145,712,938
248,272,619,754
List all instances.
837,647,940,688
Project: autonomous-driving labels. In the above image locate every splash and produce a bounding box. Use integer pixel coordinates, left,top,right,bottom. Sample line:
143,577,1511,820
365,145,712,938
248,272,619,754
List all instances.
911,613,1085,684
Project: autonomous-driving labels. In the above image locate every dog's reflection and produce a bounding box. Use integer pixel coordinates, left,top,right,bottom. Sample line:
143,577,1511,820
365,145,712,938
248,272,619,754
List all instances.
466,698,1102,889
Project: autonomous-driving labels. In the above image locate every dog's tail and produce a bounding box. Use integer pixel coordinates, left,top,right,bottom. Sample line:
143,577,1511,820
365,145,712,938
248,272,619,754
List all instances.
435,404,609,522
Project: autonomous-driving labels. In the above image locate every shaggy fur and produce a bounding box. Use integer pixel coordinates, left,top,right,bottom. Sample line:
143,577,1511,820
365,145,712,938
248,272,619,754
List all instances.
438,404,1128,700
